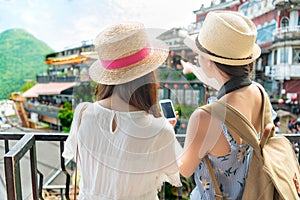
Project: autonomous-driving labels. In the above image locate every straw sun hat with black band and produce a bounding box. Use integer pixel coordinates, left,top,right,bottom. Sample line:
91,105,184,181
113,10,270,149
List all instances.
89,22,169,85
184,10,261,66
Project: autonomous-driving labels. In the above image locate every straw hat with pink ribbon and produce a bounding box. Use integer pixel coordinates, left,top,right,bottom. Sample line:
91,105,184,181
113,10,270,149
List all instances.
89,22,169,85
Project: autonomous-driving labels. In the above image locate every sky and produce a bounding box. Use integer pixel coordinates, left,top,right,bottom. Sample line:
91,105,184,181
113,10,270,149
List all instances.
0,0,206,51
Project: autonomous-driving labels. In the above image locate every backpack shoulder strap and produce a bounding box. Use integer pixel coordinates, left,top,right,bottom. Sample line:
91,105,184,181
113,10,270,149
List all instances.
204,156,223,199
255,83,275,136
200,101,260,151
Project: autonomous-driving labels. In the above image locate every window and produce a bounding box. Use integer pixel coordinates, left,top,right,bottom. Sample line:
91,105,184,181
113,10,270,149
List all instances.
274,50,277,65
280,48,288,63
281,17,289,28
292,48,300,64
268,53,272,65
257,24,276,43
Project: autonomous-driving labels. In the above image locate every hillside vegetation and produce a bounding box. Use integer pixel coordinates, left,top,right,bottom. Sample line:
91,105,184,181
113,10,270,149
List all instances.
0,29,53,100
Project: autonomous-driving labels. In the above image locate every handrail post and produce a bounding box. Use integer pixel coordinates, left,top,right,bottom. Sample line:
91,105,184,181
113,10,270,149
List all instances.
5,139,9,153
4,134,37,200
4,156,21,200
37,170,44,199
177,186,182,200
60,141,71,199
30,142,38,200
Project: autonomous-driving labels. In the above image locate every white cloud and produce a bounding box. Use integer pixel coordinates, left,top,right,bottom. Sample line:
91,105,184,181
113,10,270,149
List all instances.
0,0,201,51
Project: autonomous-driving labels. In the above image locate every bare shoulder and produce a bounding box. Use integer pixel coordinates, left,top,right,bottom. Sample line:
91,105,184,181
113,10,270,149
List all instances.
185,106,223,159
190,107,212,122
188,107,215,133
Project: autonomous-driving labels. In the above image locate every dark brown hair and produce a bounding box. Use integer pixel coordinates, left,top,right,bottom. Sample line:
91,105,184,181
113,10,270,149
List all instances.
214,61,253,78
95,71,161,117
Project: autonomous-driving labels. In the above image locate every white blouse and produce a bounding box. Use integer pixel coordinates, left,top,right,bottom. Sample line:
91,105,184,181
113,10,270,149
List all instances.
63,102,182,200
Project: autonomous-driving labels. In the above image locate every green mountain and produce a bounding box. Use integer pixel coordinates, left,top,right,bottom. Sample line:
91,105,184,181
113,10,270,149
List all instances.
0,29,54,100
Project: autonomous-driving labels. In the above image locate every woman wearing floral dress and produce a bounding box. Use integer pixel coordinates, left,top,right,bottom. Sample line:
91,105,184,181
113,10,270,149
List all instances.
179,10,269,199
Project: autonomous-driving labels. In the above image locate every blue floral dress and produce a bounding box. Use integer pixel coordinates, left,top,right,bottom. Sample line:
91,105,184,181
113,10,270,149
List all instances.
190,124,252,200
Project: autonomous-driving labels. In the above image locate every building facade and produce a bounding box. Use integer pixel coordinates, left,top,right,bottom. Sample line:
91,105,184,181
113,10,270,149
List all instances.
22,41,97,129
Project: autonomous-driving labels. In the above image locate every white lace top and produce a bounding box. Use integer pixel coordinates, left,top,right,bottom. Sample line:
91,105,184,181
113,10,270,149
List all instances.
63,102,182,200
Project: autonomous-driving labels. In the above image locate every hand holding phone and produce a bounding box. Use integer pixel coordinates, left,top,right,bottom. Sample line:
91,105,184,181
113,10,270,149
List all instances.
159,99,176,121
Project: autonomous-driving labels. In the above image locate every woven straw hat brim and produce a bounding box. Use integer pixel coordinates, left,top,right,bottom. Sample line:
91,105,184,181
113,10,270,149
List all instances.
184,34,261,66
89,39,168,85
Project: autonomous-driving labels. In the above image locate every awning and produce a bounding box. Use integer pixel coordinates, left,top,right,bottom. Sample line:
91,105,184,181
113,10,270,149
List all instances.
22,82,78,98
285,80,300,102
51,57,87,65
285,80,300,94
276,109,296,118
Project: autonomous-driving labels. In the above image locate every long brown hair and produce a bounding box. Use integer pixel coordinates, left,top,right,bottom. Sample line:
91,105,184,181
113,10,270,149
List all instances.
95,71,161,117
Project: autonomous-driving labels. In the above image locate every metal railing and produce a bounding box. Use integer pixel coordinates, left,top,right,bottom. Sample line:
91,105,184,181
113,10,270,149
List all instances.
0,132,70,200
4,134,38,199
2,132,300,200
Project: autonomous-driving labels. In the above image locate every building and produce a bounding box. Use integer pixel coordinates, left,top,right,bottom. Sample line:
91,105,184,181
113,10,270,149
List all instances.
157,27,206,107
190,0,300,114
272,0,300,114
22,41,97,130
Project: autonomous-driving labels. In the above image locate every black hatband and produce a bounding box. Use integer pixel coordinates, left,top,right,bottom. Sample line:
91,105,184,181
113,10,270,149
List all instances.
195,36,253,61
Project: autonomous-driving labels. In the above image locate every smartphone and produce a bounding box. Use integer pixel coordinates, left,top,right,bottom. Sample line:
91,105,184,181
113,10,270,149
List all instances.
159,99,176,121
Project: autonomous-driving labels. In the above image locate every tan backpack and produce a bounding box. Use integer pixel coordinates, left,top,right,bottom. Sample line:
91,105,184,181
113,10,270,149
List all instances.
201,85,300,200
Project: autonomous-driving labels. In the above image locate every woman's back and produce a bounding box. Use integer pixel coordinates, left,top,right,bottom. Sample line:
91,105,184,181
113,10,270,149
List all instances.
64,102,182,200
190,83,264,199
210,83,263,157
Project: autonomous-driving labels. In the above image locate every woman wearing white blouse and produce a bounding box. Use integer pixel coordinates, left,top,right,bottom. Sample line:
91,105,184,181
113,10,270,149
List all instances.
62,22,182,200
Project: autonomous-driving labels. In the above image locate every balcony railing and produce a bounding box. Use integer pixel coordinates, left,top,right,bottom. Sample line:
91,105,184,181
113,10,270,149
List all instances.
1,132,299,199
36,75,79,83
25,104,60,118
272,63,300,80
273,26,300,40
0,132,70,200
273,0,300,10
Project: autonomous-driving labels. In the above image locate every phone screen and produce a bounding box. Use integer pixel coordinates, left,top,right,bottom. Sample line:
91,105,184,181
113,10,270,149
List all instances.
160,102,176,119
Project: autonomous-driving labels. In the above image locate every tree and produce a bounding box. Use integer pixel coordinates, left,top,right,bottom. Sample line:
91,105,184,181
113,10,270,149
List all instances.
21,80,36,93
58,102,73,132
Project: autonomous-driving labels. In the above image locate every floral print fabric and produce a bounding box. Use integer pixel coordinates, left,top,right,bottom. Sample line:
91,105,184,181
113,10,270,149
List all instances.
190,124,252,200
